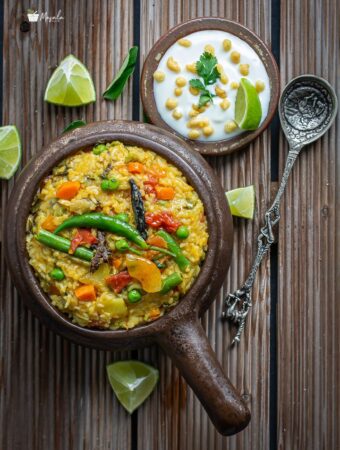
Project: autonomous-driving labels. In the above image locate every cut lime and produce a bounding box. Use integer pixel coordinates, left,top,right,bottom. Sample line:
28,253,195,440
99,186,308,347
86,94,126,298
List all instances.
107,360,159,414
225,185,255,219
235,78,262,130
0,126,21,179
44,55,96,107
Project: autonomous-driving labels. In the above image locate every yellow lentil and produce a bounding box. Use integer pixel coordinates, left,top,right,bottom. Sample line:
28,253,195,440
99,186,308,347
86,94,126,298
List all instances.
230,51,240,64
223,39,232,51
178,38,192,47
167,56,181,73
153,70,165,82
165,98,178,110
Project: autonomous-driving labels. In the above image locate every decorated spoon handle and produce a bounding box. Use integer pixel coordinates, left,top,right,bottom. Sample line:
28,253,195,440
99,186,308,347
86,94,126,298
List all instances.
223,144,302,344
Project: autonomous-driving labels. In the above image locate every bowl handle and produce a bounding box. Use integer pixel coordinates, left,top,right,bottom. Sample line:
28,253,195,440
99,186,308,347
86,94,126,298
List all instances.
158,315,250,436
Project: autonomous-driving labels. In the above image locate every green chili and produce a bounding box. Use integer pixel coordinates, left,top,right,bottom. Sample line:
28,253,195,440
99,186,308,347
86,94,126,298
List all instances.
54,213,148,249
156,230,190,271
115,213,129,222
36,230,93,262
160,272,183,295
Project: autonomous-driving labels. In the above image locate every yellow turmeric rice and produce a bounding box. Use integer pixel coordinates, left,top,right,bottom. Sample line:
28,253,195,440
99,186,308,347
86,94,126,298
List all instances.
26,141,208,329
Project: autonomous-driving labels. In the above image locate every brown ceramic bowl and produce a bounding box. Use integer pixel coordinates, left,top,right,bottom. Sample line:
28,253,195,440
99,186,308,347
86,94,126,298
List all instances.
4,121,250,435
141,18,280,155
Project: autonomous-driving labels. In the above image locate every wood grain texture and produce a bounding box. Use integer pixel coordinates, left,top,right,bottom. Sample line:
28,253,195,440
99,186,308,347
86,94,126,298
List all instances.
137,1,272,449
277,0,340,449
0,1,134,449
1,0,339,449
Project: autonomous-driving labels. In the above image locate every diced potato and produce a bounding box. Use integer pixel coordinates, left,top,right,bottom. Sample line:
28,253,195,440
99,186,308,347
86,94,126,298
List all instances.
99,292,128,318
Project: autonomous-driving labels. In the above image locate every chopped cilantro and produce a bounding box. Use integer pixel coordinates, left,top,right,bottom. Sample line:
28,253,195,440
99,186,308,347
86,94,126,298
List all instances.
189,52,220,107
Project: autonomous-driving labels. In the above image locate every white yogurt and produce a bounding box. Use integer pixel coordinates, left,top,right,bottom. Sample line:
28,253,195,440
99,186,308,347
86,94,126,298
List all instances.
153,30,271,142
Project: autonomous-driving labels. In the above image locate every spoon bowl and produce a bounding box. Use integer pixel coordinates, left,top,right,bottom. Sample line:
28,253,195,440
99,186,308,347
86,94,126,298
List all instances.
279,74,338,148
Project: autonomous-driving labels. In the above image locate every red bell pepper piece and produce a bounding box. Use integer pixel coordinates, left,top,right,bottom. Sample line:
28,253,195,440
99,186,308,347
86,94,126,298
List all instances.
70,229,98,253
145,211,181,233
105,271,132,293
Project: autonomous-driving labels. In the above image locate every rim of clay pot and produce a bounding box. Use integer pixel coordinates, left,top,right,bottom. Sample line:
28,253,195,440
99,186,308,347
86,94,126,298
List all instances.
4,121,233,351
141,17,280,155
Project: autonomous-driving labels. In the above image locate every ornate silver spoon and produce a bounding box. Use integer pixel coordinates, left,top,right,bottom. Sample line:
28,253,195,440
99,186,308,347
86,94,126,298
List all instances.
222,75,338,344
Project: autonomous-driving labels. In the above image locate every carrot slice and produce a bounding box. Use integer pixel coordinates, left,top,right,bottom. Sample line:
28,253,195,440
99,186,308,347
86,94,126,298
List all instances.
128,162,144,174
75,284,96,301
155,186,175,200
112,258,122,269
147,235,167,248
41,215,57,232
56,181,81,200
149,307,161,319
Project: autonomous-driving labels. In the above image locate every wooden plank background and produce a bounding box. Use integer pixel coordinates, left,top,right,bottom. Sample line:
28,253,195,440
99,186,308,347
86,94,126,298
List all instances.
0,1,338,449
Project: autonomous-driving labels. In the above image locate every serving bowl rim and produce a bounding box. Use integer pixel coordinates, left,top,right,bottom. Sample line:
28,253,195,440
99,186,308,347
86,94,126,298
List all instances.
141,17,280,156
4,120,233,350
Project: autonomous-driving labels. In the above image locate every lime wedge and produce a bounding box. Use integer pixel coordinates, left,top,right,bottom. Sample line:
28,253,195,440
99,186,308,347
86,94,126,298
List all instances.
235,78,262,130
0,126,21,179
107,360,159,414
225,185,255,219
44,55,96,107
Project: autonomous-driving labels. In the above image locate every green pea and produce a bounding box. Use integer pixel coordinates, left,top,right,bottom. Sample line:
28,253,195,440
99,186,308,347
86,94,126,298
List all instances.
49,267,65,281
101,178,120,191
128,289,142,303
175,225,190,239
115,213,129,222
93,144,107,155
115,239,129,252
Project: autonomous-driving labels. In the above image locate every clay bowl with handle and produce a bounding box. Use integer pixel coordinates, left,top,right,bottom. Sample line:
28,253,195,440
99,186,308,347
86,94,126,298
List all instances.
4,120,250,436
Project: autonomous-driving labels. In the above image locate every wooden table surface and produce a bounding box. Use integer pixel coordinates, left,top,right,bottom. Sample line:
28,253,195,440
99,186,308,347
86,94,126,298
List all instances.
0,1,339,449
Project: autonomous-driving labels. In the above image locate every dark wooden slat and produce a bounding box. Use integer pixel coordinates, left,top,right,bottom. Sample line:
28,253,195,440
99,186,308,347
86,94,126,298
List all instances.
277,0,340,449
0,1,134,449
137,1,272,449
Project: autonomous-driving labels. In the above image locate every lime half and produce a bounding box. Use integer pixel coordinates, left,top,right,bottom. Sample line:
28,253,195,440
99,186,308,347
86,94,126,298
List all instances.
107,360,159,414
226,185,255,219
44,55,96,107
235,78,262,130
0,126,21,179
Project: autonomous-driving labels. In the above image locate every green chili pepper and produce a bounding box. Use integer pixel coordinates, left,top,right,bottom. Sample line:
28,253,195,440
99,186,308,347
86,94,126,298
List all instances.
54,213,148,249
160,272,183,295
156,230,190,271
115,239,143,255
115,213,129,222
127,289,142,303
49,267,65,281
36,230,93,261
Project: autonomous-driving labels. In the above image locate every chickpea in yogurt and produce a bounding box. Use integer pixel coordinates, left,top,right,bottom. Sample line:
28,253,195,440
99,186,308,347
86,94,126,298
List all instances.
153,30,270,142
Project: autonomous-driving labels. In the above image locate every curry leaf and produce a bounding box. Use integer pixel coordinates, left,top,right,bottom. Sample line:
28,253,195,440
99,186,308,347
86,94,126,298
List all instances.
62,120,86,133
103,46,139,101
